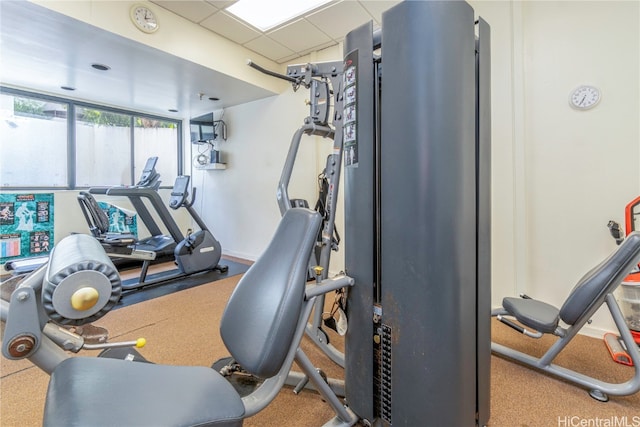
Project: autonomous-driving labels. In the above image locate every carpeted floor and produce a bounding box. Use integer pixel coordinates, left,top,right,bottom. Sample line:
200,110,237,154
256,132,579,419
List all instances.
1,270,639,426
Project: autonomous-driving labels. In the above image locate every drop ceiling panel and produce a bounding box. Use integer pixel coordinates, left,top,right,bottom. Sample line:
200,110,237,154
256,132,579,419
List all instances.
200,11,261,45
150,1,219,24
244,36,295,63
267,19,332,54
297,41,338,59
206,0,238,9
307,1,374,40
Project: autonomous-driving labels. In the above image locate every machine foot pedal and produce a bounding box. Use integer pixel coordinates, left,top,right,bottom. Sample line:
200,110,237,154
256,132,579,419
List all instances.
98,347,151,363
212,356,262,396
66,323,109,345
603,333,633,366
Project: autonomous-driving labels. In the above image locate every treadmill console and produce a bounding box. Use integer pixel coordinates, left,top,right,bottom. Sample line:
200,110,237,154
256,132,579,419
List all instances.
169,175,191,209
137,157,160,187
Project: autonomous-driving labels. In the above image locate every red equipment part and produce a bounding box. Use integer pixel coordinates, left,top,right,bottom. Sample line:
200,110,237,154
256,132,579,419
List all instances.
625,195,640,235
619,196,640,345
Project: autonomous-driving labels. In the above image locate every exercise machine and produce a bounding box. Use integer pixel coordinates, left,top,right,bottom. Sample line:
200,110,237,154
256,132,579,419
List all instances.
77,191,173,262
342,1,491,425
89,174,227,291
248,58,346,367
169,175,227,277
77,156,175,263
1,209,358,426
491,232,640,401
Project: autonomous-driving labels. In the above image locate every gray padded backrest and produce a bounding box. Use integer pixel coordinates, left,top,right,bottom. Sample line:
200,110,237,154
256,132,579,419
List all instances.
220,208,321,378
560,231,640,325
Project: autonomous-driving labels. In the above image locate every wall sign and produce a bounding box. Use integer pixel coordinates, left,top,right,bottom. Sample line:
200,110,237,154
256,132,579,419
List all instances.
0,193,54,264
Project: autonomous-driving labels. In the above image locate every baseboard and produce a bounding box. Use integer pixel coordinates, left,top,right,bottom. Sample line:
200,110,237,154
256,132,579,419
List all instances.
579,325,610,340
222,249,257,263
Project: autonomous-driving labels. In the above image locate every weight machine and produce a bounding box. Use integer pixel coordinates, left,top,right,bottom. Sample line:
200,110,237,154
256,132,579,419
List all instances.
248,59,347,367
342,1,491,425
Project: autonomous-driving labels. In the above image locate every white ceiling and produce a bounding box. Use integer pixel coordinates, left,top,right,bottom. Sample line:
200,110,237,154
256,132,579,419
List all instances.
0,0,399,119
151,0,399,64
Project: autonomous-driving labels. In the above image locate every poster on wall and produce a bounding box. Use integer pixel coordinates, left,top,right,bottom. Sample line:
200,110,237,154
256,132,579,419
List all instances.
97,201,138,237
0,193,54,264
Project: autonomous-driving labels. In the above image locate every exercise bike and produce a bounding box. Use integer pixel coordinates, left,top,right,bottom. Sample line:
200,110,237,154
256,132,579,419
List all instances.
131,174,228,290
85,173,227,291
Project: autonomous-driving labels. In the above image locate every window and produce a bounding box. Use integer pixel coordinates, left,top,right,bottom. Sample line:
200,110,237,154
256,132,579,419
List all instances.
0,93,69,187
76,107,132,187
0,87,182,189
134,117,178,185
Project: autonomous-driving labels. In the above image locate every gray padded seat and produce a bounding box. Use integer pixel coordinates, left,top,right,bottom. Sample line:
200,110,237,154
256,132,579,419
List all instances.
44,358,245,427
501,232,640,335
43,208,322,427
502,297,560,334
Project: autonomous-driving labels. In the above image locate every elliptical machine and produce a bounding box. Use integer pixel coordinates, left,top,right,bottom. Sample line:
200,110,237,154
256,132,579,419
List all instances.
170,175,227,276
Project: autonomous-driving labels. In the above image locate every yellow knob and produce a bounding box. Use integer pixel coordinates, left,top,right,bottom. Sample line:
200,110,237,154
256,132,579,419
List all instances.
136,338,146,348
70,287,99,311
313,266,324,276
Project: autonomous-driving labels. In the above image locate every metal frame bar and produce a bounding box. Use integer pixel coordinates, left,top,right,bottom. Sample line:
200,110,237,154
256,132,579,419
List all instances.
492,293,640,397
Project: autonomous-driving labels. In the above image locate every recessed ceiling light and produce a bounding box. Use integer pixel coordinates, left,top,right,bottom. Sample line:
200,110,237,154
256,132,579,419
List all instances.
60,86,76,91
91,63,111,71
225,0,331,31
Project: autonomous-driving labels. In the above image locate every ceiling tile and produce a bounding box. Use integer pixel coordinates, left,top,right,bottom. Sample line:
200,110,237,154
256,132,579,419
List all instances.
244,36,295,63
276,53,304,65
297,40,338,58
151,1,219,23
358,0,401,24
306,1,373,40
200,11,261,45
206,0,238,9
267,19,332,54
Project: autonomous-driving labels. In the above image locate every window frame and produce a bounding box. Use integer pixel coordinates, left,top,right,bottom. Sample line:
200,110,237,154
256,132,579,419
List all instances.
0,86,183,190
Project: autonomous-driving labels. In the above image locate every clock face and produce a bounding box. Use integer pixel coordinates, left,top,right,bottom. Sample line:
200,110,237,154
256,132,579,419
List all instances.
569,85,601,110
131,5,158,33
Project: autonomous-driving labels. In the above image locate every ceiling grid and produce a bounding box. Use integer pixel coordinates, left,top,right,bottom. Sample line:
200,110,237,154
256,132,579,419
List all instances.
150,0,400,63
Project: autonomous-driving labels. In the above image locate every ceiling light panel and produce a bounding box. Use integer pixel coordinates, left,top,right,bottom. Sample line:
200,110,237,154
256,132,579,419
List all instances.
225,0,331,31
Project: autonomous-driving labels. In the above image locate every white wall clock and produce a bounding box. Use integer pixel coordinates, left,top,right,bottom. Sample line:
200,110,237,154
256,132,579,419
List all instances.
130,4,159,34
569,85,601,110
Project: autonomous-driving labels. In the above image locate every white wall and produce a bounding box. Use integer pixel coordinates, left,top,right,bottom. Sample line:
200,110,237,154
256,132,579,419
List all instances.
186,87,312,260
187,44,344,274
468,0,639,336
518,1,639,335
